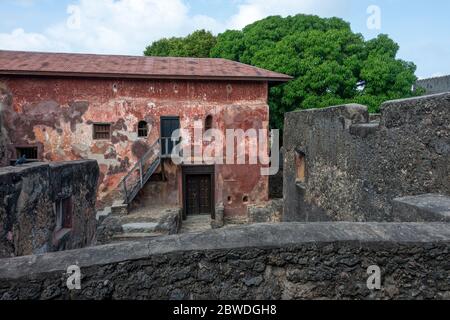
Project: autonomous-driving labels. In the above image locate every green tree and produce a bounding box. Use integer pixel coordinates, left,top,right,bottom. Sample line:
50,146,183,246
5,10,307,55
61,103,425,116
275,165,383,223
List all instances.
210,15,421,129
144,30,216,58
145,15,422,130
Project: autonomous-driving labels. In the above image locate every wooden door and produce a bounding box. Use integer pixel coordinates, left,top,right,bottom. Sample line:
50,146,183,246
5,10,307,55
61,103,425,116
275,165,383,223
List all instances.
186,174,212,215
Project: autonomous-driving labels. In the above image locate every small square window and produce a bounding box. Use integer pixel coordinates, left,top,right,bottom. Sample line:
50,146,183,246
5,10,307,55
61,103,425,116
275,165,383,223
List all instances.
56,197,73,230
93,124,111,140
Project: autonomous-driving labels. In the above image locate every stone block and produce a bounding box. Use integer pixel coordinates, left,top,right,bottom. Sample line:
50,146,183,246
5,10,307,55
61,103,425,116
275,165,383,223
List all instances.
392,194,450,222
111,201,128,216
349,123,379,138
248,199,283,223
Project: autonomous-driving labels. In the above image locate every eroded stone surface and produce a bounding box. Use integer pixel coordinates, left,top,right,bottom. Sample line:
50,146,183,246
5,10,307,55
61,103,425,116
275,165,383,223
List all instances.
96,206,181,244
393,194,450,222
0,222,448,300
284,94,450,222
0,78,270,219
248,199,283,223
0,161,99,258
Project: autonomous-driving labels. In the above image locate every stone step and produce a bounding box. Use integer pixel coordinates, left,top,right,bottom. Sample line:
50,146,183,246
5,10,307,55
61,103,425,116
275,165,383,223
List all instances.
112,232,165,241
96,207,112,223
97,206,182,245
392,194,450,222
112,200,128,216
121,222,159,233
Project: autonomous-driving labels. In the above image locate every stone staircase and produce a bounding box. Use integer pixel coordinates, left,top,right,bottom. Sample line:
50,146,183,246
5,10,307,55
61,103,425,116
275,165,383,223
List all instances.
121,140,161,207
96,206,182,244
96,139,162,225
95,138,215,243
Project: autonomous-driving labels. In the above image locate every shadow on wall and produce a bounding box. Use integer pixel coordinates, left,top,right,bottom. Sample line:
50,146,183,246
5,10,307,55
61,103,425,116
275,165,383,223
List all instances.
283,93,450,222
269,150,284,200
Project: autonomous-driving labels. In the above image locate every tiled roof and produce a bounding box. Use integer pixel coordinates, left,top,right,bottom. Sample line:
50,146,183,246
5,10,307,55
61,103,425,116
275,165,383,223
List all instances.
0,50,292,82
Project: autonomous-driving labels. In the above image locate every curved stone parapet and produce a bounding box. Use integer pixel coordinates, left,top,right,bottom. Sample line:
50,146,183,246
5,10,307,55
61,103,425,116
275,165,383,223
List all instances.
0,222,449,300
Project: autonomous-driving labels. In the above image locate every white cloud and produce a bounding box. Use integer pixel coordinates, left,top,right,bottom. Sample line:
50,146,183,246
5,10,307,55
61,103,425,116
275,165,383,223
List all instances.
0,0,222,54
46,0,223,54
0,28,67,52
227,0,351,30
0,0,351,54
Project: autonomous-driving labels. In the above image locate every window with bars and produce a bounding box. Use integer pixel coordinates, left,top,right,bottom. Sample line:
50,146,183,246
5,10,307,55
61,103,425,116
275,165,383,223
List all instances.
93,123,111,140
138,121,148,138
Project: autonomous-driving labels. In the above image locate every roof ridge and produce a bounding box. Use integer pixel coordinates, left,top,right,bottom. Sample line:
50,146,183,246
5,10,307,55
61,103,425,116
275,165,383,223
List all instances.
0,50,293,82
0,49,222,61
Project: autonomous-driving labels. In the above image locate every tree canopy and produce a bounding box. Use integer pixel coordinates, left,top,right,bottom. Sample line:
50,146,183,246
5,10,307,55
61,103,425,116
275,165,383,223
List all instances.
144,29,216,58
144,14,422,130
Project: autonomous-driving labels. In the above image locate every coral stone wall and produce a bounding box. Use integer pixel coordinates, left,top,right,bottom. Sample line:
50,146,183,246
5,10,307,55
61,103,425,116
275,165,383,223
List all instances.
0,115,6,167
0,223,448,300
416,76,450,95
0,160,99,258
0,83,11,167
283,93,450,222
0,77,269,218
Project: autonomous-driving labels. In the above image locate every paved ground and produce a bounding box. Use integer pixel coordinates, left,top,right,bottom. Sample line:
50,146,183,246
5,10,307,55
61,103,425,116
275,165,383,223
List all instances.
124,205,179,223
180,215,212,234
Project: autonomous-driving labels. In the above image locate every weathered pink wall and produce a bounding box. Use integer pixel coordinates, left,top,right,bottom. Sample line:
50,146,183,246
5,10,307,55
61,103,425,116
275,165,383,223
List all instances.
0,76,269,219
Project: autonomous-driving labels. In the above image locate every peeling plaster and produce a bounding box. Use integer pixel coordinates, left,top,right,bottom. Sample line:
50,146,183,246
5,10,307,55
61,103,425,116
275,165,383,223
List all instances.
1,77,270,215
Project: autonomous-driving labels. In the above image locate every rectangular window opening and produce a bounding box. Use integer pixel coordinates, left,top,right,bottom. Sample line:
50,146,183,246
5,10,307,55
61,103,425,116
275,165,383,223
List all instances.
295,151,306,183
16,147,38,160
93,123,111,140
138,128,148,138
56,197,73,230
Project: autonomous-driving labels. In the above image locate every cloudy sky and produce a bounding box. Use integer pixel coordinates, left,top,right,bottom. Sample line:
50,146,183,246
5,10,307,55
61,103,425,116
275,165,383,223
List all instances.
0,0,449,78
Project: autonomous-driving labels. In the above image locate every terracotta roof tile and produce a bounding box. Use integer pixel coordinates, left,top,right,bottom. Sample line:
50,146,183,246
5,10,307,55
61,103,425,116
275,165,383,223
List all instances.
0,50,292,82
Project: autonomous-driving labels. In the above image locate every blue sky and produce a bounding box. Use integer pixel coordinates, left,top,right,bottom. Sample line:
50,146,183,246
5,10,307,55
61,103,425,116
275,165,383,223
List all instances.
0,0,449,78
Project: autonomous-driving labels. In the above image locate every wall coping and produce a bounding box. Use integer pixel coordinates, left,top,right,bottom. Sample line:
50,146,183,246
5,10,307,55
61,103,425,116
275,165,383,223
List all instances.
380,91,450,107
416,75,450,83
0,222,449,280
284,92,450,118
0,160,98,176
285,103,367,116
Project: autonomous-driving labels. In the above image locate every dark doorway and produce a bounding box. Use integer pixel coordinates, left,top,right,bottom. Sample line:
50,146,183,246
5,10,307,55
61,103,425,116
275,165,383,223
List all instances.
16,146,38,160
186,175,212,215
182,166,215,219
160,116,180,157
